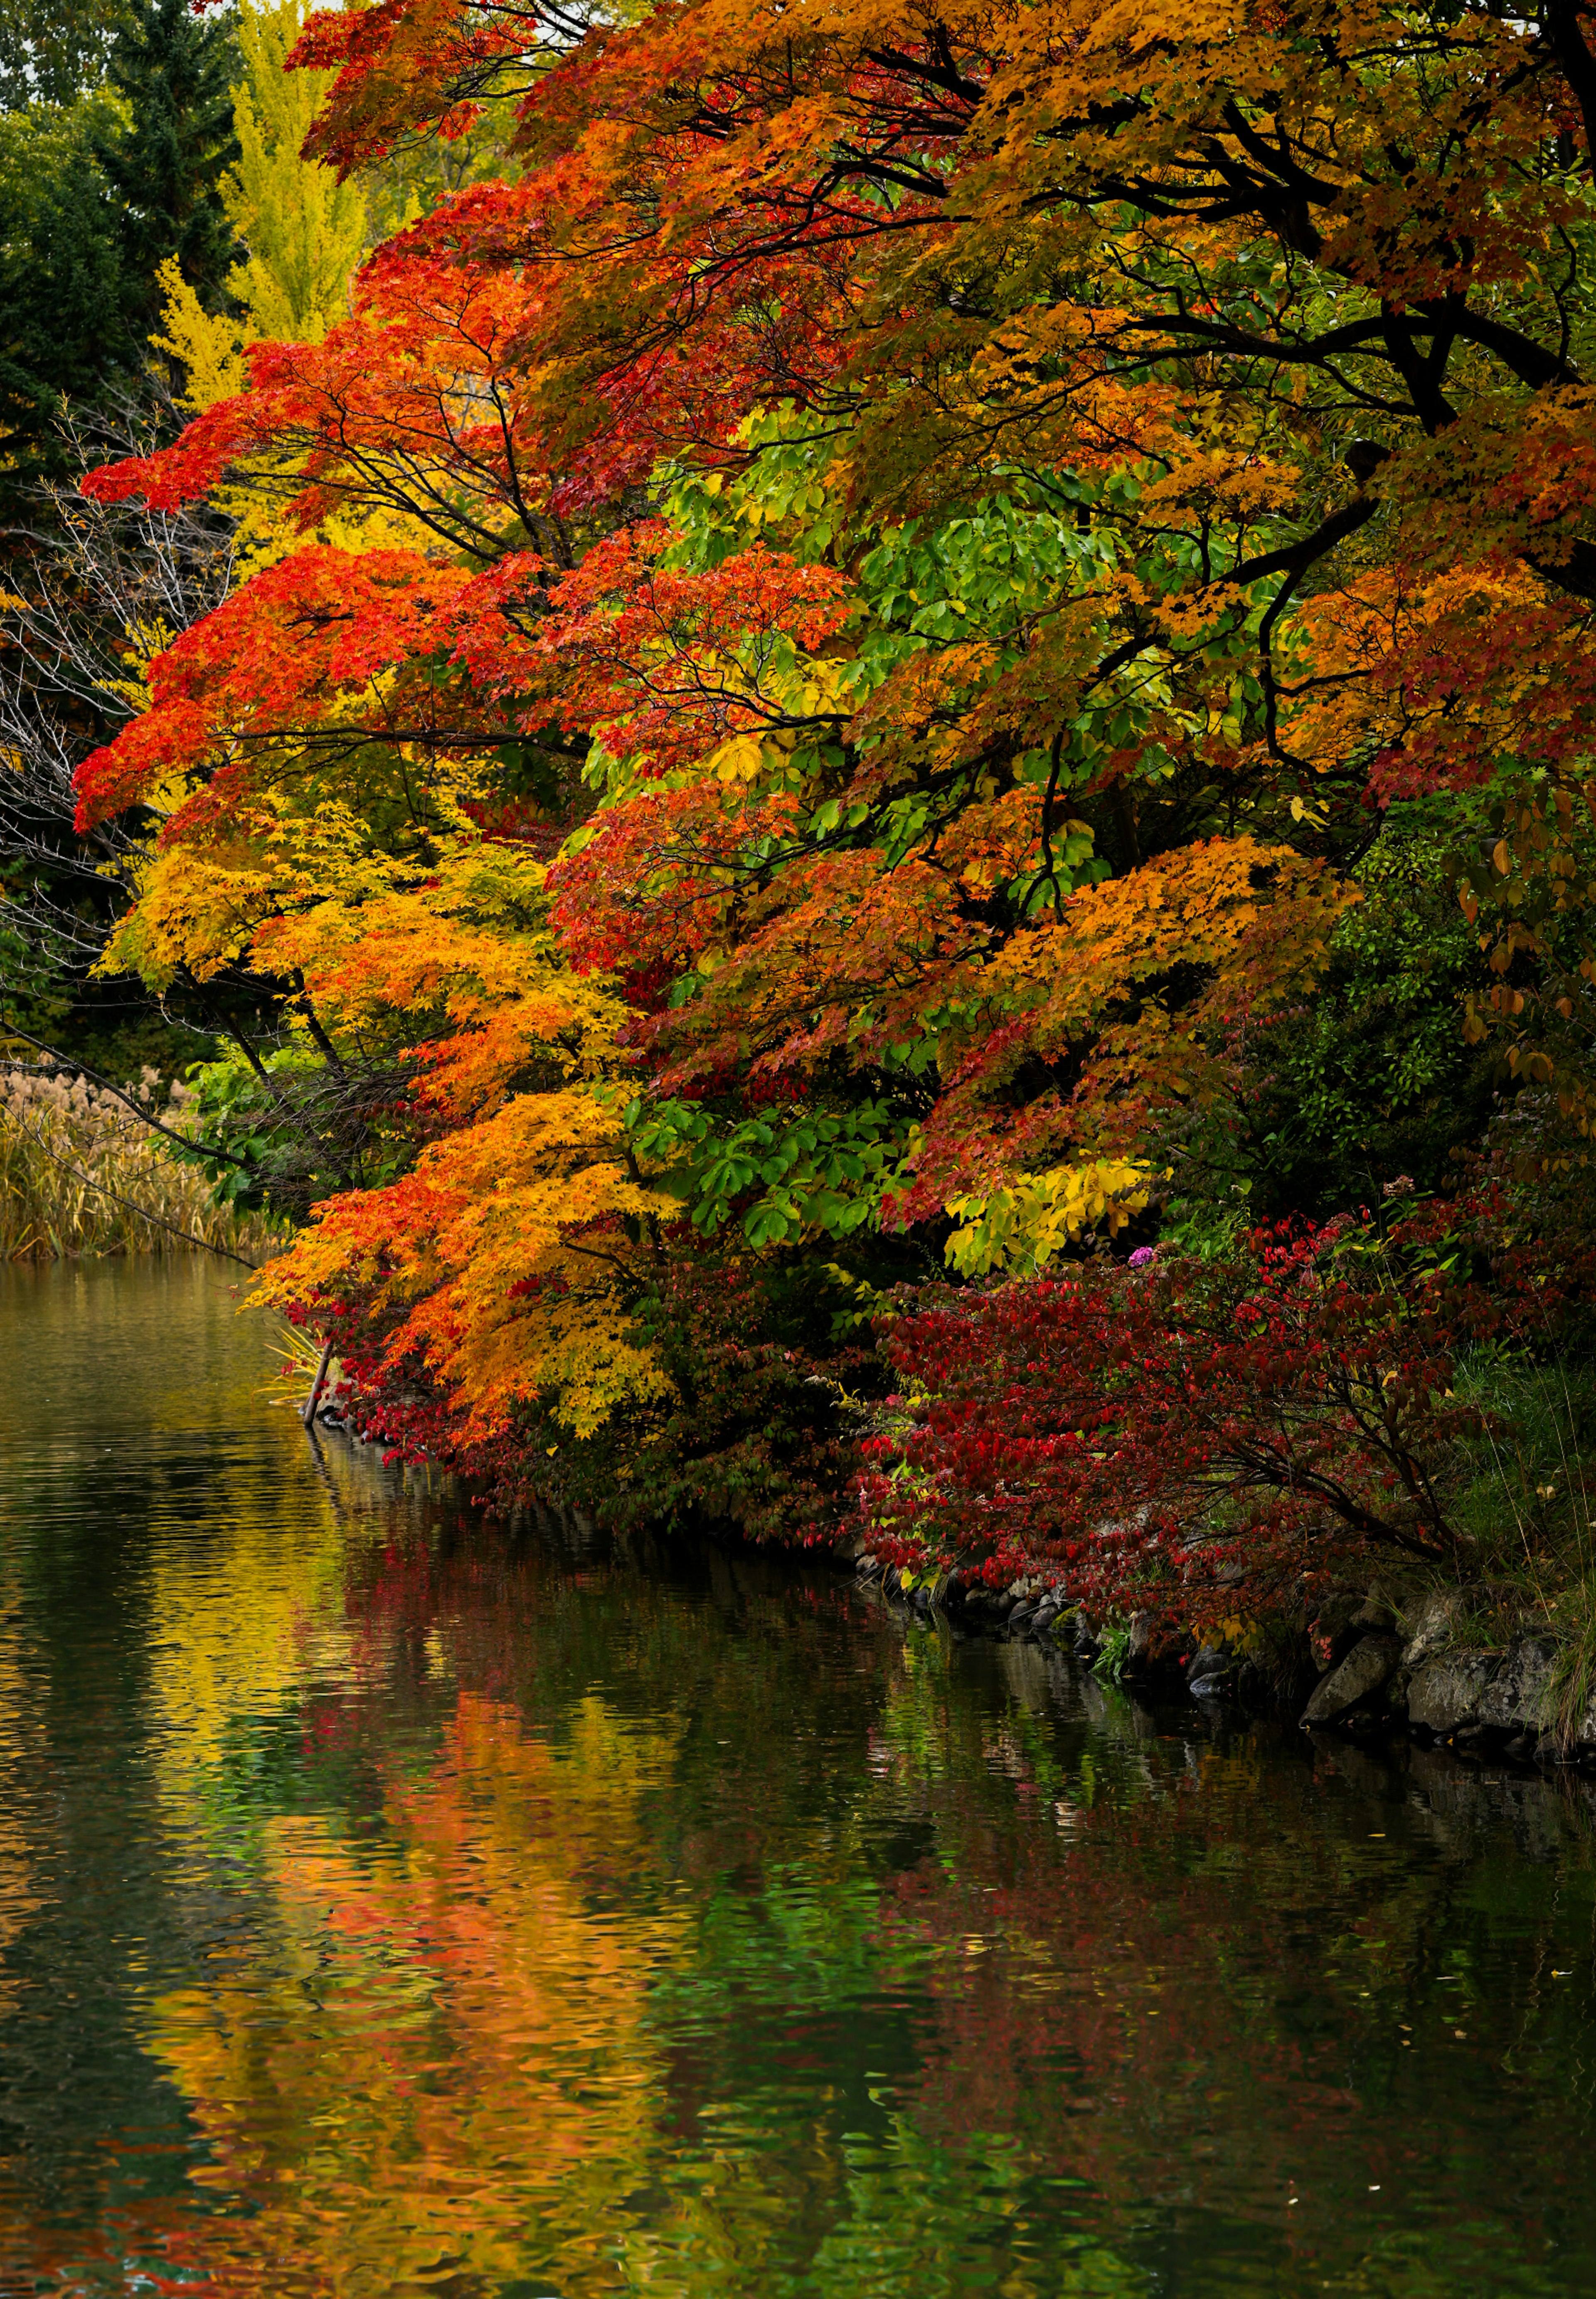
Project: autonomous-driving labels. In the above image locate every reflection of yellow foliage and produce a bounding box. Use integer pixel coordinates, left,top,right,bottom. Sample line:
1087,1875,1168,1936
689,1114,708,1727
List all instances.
146,1512,347,1820
0,1565,42,2018
145,1692,683,2294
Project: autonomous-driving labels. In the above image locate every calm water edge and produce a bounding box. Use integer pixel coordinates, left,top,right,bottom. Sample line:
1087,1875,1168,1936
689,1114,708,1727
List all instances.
1,1259,1595,2297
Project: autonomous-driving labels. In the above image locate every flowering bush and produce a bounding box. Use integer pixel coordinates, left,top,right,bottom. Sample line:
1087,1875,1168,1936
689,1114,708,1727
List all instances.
857,1199,1595,1632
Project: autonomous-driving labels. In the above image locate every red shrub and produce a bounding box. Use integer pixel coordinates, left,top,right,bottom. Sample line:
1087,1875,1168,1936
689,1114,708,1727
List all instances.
857,1198,1590,1631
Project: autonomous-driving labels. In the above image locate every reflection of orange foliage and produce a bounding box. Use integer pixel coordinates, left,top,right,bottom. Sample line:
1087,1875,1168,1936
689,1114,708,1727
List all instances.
141,1691,683,2296
0,1581,44,2023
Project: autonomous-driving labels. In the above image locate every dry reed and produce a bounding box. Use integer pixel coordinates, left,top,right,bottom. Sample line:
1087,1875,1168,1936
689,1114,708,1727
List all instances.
0,1061,279,1265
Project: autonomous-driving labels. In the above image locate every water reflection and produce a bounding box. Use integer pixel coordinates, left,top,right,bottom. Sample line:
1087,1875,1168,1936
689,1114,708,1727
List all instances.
0,1260,1594,2295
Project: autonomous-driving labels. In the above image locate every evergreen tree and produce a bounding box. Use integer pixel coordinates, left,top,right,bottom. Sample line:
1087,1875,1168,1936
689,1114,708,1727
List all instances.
93,0,241,333
0,96,130,507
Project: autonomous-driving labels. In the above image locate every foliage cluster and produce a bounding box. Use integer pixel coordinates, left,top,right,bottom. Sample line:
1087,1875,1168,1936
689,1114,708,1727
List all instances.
20,0,1596,1620
858,1195,1596,1634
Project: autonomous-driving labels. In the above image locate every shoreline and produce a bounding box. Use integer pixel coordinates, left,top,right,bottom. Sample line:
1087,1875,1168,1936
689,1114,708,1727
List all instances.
852,1549,1596,1780
313,1399,1596,1786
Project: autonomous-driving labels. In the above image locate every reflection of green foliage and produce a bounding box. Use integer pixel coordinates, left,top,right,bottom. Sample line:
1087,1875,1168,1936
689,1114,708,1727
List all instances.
52,1438,1596,2298
655,1866,914,2028
197,1698,444,1863
758,2122,1145,2299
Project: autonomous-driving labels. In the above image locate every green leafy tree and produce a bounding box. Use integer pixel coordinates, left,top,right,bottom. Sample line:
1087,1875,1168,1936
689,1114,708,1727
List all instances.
0,95,131,503
1155,815,1501,1233
0,0,124,111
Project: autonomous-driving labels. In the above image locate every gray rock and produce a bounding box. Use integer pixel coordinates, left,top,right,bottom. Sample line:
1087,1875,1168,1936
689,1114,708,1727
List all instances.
1300,1635,1403,1727
1401,1589,1464,1669
1187,1640,1234,1700
1127,1612,1154,1665
1407,1649,1500,1735
1477,1635,1560,1735
1351,1595,1396,1635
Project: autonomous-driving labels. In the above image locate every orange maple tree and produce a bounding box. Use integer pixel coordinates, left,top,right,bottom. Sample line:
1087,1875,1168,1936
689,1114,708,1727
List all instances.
66,0,1596,1539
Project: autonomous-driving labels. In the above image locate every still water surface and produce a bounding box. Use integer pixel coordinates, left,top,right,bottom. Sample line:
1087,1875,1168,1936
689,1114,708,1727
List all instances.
1,1260,1595,2296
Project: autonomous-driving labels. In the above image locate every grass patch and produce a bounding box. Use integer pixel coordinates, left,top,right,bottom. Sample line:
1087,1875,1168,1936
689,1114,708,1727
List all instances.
0,1060,280,1264
1422,1347,1596,1746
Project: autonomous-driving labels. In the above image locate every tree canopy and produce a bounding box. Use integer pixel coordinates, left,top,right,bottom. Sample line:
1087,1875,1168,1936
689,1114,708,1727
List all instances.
16,0,1596,1573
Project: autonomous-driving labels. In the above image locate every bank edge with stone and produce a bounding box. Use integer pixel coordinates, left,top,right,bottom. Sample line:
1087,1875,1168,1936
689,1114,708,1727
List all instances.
849,1552,1596,1771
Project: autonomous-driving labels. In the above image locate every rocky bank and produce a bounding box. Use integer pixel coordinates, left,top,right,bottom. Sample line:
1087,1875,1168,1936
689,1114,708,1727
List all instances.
852,1554,1596,1771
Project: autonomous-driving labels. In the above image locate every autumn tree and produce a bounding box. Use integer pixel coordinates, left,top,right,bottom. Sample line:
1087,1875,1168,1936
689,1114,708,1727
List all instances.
58,0,1596,1515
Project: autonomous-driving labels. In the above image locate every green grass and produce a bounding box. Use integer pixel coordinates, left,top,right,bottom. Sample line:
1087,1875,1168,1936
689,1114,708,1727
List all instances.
1416,1347,1596,1747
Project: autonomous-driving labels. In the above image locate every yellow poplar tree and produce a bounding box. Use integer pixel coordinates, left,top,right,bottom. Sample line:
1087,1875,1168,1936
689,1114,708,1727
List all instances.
153,0,366,417
225,0,367,344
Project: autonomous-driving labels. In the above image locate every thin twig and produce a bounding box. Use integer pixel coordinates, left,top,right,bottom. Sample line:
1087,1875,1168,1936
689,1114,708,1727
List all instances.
0,1018,254,1169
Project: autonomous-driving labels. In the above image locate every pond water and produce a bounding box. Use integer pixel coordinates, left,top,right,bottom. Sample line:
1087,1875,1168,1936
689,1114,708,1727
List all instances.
2,1259,1596,2297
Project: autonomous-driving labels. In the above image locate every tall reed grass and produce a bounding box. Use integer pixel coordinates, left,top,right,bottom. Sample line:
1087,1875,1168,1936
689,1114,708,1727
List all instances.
0,1061,278,1264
